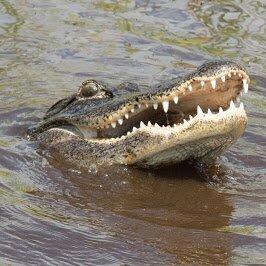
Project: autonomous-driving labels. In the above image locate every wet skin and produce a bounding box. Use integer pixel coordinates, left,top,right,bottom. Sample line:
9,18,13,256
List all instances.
29,60,250,168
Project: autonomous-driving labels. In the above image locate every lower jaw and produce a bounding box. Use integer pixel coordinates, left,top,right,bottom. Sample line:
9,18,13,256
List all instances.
135,134,238,167
113,108,247,166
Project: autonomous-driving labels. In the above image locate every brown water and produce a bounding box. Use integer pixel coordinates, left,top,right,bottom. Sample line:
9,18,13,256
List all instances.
0,0,265,265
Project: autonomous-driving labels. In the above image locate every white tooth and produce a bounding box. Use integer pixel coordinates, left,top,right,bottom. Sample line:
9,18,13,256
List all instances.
200,80,205,88
173,96,178,104
197,105,204,116
153,103,158,110
145,103,149,108
230,100,235,109
138,104,142,108
118,118,123,125
221,75,226,82
245,85,249,93
173,124,177,127
188,84,192,91
222,66,226,71
140,121,145,128
243,79,248,93
238,73,242,78
131,108,135,113
111,122,116,128
211,79,216,89
219,107,223,113
207,108,212,115
183,119,188,125
240,102,244,109
162,100,169,113
228,73,232,78
236,97,240,103
155,123,159,127
147,121,152,126
127,131,131,136
125,113,129,119
132,127,137,132
189,115,193,120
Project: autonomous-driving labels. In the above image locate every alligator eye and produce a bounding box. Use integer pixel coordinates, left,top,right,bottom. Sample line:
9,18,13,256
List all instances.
80,82,99,97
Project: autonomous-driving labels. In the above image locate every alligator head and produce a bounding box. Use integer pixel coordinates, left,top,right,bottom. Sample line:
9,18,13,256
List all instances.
29,60,250,168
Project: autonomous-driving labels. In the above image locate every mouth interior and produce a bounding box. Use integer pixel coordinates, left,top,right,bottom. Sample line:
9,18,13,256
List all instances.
76,70,248,140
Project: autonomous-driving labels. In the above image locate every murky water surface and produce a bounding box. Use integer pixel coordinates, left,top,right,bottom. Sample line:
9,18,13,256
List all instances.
0,0,265,264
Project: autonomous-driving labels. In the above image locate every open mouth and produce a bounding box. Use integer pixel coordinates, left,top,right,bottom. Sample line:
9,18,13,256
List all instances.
77,67,249,140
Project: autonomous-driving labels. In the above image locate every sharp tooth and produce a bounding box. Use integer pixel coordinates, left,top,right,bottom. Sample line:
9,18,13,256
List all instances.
230,100,235,109
131,108,135,113
219,107,223,113
153,103,158,110
197,105,204,116
228,73,232,78
221,75,226,82
138,104,142,108
236,97,240,103
111,122,116,128
238,73,242,78
200,81,205,88
207,108,212,115
118,118,123,125
132,127,137,132
243,79,248,93
140,121,145,128
147,121,152,126
173,96,178,104
125,113,129,119
173,124,177,127
222,66,226,71
145,103,149,108
127,131,131,136
155,123,159,127
188,84,192,91
240,102,244,110
183,119,188,125
189,115,193,120
211,79,216,89
162,100,169,113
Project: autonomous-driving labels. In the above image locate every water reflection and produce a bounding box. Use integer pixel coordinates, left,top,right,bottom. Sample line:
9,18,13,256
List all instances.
40,158,234,264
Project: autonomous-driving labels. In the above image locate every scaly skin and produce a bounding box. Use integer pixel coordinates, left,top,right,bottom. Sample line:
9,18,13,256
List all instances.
29,60,250,168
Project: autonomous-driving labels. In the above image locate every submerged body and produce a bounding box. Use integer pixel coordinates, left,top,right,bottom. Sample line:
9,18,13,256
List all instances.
29,60,250,168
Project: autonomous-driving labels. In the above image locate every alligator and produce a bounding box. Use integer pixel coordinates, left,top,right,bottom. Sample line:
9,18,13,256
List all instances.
29,60,250,168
